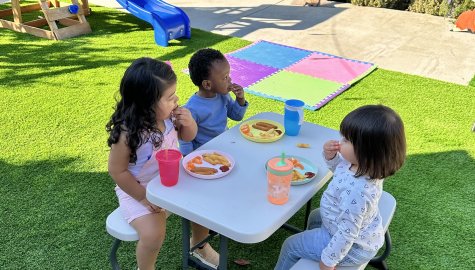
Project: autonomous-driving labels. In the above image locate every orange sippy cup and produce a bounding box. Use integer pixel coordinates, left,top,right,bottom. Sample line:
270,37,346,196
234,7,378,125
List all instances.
267,153,294,205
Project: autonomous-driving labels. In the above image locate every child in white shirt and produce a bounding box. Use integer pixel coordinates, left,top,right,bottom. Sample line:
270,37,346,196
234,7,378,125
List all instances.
275,104,406,270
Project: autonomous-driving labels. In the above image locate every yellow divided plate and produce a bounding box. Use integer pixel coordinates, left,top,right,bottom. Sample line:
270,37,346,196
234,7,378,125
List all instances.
239,119,285,143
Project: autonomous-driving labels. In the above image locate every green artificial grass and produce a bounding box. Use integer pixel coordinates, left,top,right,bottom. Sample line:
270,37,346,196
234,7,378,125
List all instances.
1,5,475,270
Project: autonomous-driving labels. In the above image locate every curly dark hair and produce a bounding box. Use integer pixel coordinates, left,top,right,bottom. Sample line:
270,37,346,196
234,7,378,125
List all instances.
340,105,406,180
188,48,226,87
106,57,177,163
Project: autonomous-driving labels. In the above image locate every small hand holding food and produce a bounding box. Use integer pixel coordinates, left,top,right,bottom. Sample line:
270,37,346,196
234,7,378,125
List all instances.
173,106,194,128
229,83,246,106
229,83,244,98
173,106,197,141
323,140,340,160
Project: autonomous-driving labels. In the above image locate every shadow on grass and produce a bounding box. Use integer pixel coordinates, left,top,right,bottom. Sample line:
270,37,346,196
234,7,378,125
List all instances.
0,158,117,268
0,157,187,269
1,148,473,269
0,6,235,89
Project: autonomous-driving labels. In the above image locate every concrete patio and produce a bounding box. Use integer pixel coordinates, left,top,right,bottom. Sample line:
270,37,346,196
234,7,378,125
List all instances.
89,0,475,85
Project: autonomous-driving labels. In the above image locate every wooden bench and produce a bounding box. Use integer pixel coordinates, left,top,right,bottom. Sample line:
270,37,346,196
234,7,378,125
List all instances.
290,191,396,270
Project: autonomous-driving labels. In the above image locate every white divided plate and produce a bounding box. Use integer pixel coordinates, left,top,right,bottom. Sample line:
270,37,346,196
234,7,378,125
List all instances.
182,150,235,180
265,155,318,186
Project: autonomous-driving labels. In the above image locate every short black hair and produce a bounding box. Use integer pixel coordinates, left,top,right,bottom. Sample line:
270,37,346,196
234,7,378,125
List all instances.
340,104,406,180
188,48,226,87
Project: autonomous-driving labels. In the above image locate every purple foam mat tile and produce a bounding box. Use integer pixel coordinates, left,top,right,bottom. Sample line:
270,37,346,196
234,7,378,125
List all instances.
226,55,279,88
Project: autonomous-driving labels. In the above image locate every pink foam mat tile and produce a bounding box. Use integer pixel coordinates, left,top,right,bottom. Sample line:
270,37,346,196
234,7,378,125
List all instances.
286,53,374,84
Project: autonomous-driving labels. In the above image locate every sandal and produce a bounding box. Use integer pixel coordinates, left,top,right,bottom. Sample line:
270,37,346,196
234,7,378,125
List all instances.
190,242,219,269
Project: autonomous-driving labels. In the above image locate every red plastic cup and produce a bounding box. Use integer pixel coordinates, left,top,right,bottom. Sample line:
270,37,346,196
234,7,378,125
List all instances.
155,149,182,187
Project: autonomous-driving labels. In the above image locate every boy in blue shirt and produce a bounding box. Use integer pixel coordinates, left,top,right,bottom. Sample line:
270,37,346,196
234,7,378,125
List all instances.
180,48,248,156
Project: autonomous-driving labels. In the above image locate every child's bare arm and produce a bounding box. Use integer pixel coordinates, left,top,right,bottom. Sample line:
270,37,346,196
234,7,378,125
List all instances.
108,133,163,213
229,83,246,106
108,132,147,201
173,106,197,142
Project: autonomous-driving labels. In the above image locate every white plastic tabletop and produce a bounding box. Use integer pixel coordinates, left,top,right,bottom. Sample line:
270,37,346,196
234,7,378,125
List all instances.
146,112,340,244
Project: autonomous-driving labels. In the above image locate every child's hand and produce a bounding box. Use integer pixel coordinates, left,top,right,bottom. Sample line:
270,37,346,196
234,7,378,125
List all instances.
139,198,164,213
323,140,340,160
319,261,335,270
173,107,194,128
229,83,246,106
229,83,244,98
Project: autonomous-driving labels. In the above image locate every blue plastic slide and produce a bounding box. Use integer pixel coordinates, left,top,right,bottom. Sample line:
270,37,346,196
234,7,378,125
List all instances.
116,0,191,46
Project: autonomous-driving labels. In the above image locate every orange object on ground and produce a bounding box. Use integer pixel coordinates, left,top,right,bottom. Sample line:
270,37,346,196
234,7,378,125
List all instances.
455,9,475,32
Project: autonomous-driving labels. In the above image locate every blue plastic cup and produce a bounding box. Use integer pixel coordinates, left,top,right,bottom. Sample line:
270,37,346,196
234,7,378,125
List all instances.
284,99,304,136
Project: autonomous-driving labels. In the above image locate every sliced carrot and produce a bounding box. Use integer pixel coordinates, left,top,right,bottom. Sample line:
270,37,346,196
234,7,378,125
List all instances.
186,161,195,170
240,124,251,134
192,156,203,164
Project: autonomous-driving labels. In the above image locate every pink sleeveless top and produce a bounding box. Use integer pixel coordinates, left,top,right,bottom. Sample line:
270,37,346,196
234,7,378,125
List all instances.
114,119,179,223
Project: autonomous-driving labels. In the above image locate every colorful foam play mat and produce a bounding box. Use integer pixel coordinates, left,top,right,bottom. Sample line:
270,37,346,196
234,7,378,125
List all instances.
226,40,377,110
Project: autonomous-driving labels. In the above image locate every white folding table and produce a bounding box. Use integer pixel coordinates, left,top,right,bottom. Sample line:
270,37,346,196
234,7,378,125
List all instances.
147,112,340,269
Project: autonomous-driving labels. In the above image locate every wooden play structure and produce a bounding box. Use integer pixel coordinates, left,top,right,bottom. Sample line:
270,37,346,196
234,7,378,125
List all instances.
0,0,91,40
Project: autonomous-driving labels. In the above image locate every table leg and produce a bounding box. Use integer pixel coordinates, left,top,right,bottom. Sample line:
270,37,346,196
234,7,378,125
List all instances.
282,198,314,233
182,218,190,270
304,198,312,229
218,235,228,270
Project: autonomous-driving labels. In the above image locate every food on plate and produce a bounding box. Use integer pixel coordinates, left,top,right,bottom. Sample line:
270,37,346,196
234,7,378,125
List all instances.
252,121,278,131
240,124,251,134
186,155,204,170
305,172,316,178
292,169,306,181
202,152,231,167
219,165,230,172
190,167,218,175
191,156,203,164
297,143,310,148
259,129,278,138
186,161,195,170
288,157,304,170
257,121,278,129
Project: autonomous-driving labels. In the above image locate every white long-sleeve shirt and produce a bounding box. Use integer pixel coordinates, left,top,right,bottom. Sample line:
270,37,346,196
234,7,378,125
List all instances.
320,153,384,267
